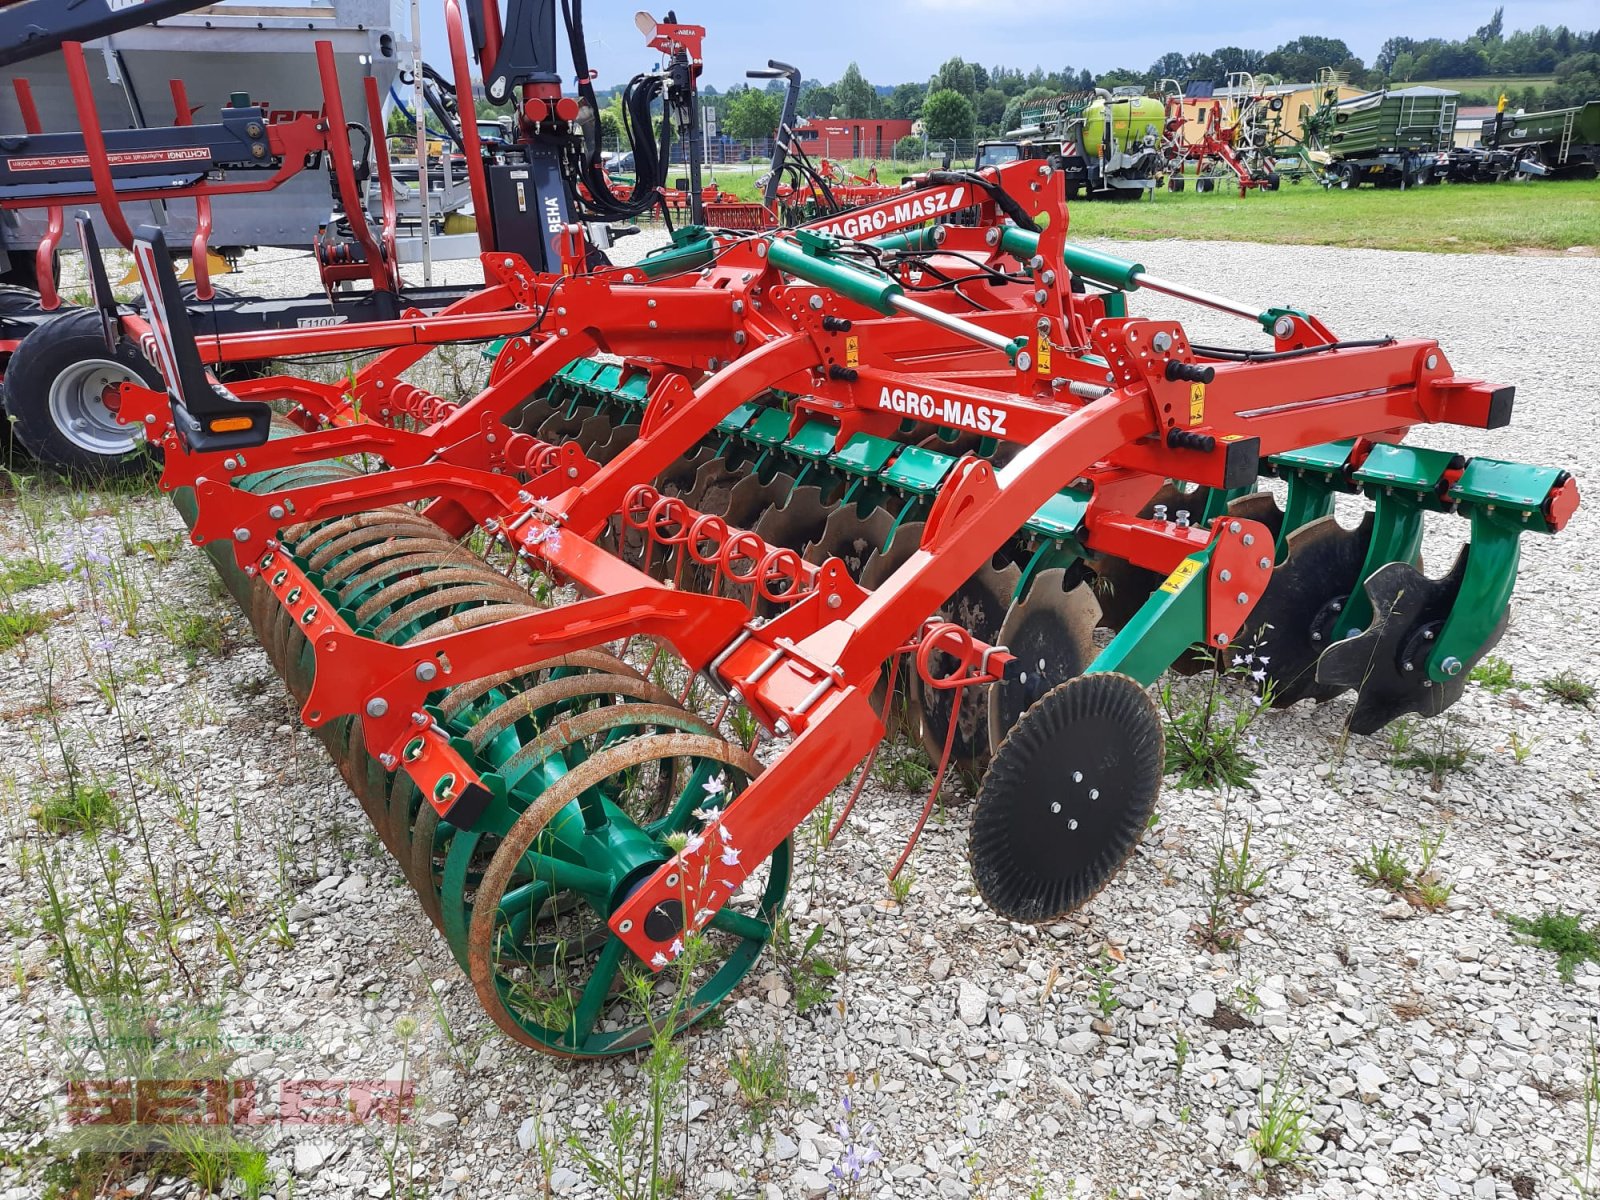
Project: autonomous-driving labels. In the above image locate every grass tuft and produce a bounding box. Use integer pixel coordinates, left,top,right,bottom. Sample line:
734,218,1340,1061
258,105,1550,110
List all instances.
1542,670,1596,708
1504,910,1600,981
31,781,121,836
0,606,57,652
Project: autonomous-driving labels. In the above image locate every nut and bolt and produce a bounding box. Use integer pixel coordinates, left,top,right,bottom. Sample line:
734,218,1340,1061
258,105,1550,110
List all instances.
809,294,824,310
365,698,389,717
1441,656,1463,676
415,662,439,683
1152,331,1173,352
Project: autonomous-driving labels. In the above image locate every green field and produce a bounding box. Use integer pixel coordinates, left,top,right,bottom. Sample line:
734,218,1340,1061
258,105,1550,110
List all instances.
1409,75,1555,100
1063,178,1599,254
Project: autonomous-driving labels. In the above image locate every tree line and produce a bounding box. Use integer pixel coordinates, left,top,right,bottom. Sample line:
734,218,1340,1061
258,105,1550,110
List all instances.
696,10,1599,148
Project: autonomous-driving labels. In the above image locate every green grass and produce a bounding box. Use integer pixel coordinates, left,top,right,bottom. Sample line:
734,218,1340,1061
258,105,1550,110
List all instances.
0,557,66,596
1066,178,1600,255
31,781,121,836
1409,75,1555,100
1505,910,1600,981
0,606,56,652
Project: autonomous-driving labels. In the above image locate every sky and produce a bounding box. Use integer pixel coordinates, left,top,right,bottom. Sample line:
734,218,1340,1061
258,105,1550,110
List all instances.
412,1,1595,90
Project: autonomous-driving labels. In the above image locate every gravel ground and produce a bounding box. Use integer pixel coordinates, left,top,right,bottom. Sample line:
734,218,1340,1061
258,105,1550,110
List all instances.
1,231,1598,1200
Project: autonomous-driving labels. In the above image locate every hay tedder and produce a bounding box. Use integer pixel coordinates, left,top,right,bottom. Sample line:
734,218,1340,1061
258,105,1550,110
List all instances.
99,146,1574,1056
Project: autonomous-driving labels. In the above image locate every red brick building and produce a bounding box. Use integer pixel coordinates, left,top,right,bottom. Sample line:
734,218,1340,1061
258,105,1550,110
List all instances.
792,117,917,159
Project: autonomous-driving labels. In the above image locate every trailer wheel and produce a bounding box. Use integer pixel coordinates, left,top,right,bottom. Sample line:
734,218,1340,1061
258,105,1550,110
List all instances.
1265,172,1281,191
1168,176,1185,192
1338,172,1355,190
1195,177,1214,194
2,308,160,478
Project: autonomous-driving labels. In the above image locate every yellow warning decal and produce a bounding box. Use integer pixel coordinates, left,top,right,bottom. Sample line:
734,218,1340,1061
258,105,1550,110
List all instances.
1189,382,1206,425
845,336,860,369
1036,335,1052,374
1158,556,1203,594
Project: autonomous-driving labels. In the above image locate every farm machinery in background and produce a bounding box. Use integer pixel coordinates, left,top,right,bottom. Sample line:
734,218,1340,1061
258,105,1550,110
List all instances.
1301,84,1459,189
0,0,709,472
1156,75,1287,195
56,86,1574,1056
994,89,1166,198
1441,95,1600,182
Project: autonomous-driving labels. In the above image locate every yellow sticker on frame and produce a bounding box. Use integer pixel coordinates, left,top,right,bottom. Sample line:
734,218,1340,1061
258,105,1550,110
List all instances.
1158,556,1203,594
1189,382,1205,425
845,336,860,369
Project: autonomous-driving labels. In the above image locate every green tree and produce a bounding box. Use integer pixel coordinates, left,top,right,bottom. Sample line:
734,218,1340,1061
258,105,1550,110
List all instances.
835,63,877,118
722,87,780,139
1264,36,1358,83
883,82,927,121
935,56,978,98
921,88,976,143
1547,51,1600,107
799,83,836,118
975,87,1008,133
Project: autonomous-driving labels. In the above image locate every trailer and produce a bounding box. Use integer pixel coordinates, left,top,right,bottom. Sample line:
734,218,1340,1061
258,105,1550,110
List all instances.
1309,86,1458,190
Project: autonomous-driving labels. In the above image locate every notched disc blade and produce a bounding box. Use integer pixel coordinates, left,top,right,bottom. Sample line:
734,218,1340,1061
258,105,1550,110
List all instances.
1226,491,1286,544
971,672,1164,922
1240,512,1373,708
919,562,1020,779
1314,551,1507,736
722,472,796,531
805,506,895,584
986,570,1101,755
753,485,831,552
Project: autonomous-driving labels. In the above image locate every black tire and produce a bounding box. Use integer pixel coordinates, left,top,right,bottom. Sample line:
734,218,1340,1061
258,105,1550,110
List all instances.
2,307,161,478
1265,172,1281,191
1195,176,1214,194
1168,176,1185,192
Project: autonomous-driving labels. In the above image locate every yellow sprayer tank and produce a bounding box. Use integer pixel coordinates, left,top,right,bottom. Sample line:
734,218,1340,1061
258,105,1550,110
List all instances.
1078,95,1165,155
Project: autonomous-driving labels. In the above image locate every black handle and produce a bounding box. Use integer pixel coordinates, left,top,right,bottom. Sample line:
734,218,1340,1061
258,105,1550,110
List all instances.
1164,360,1216,384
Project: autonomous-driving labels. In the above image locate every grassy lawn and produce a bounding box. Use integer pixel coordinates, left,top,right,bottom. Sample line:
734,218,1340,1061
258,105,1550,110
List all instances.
1064,179,1600,254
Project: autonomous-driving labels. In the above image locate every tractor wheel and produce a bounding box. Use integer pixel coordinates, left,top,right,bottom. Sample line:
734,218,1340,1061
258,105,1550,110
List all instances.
2,307,160,478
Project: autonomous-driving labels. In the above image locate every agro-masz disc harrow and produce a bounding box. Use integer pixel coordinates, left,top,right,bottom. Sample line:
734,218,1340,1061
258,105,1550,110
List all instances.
110,157,1576,1056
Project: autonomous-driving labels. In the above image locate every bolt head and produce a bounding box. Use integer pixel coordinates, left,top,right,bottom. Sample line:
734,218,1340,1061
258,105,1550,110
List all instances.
1219,569,1232,582
1236,591,1249,605
808,294,824,310
366,698,389,718
1426,353,1439,370
1442,656,1463,676
826,593,842,609
233,527,251,542
1152,331,1173,352
1258,557,1271,571
415,662,438,683
1273,315,1295,338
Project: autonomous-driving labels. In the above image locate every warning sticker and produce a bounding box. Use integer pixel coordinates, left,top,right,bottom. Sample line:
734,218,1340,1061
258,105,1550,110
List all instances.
1189,382,1206,425
1036,335,1052,374
1158,556,1203,594
845,335,859,369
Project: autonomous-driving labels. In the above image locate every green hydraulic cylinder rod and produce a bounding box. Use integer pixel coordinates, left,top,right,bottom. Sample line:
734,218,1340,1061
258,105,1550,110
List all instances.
998,226,1266,323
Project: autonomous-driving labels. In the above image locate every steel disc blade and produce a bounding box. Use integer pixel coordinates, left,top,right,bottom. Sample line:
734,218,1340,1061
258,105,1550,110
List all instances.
970,672,1164,922
986,570,1101,755
574,413,613,456
805,506,896,583
861,522,928,737
591,423,640,464
919,562,1019,779
752,486,831,552
722,473,795,531
1239,512,1373,707
1314,550,1506,736
1226,491,1286,545
670,453,735,510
